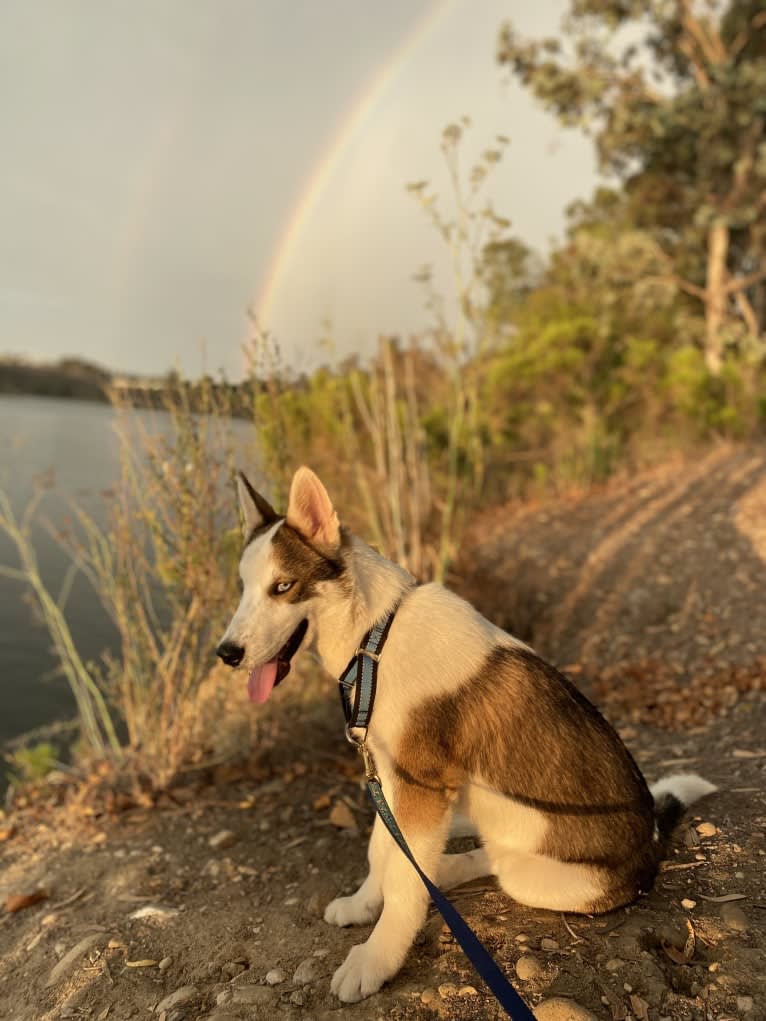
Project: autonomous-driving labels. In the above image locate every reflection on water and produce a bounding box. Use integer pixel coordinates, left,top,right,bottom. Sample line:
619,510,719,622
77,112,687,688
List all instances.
0,394,257,766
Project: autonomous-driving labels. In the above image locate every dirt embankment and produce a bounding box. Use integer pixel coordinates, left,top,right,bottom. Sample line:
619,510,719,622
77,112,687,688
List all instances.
1,446,764,1021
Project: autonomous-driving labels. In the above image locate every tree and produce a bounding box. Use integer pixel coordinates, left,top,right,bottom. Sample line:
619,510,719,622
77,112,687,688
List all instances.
498,0,766,373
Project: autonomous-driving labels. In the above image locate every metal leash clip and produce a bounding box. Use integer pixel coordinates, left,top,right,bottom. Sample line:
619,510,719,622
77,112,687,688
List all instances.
344,723,380,784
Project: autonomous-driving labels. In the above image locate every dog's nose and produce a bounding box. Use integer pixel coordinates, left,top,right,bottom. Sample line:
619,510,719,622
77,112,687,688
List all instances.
216,641,245,667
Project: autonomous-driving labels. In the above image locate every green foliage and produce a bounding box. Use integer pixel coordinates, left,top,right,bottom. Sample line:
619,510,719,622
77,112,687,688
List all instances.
498,1,766,371
7,742,57,784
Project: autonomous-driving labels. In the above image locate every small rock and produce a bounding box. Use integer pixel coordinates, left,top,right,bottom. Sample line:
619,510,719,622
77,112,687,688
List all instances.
438,982,458,998
231,986,274,1005
328,801,357,831
605,958,624,972
289,990,306,1006
216,989,232,1005
221,961,246,978
312,947,329,958
129,904,180,921
534,997,597,1021
305,892,322,917
680,898,696,910
737,995,754,1013
158,957,172,972
540,937,560,951
695,822,717,837
516,955,543,981
209,829,237,849
421,987,437,1004
293,956,320,984
265,968,286,985
155,986,198,1013
515,932,530,943
458,985,478,997
721,904,749,931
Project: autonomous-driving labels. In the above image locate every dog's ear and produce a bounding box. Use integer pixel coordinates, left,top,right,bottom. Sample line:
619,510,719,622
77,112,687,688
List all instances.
286,467,340,550
236,471,278,538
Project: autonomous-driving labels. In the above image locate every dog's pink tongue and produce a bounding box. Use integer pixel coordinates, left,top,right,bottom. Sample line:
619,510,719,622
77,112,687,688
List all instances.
247,661,278,703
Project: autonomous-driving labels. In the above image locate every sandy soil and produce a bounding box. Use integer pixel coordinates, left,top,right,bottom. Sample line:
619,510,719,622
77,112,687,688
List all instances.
1,446,764,1021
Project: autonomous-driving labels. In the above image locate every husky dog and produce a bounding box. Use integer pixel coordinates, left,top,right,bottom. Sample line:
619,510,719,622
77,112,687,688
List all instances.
217,466,716,1003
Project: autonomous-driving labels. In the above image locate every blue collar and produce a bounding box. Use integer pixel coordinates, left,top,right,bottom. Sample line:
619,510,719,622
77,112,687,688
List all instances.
338,602,399,737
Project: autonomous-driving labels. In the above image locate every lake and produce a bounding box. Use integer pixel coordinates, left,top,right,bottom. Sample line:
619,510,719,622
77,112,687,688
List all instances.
0,394,257,778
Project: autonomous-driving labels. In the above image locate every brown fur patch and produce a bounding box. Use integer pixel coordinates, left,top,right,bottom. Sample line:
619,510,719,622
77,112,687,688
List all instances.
270,523,348,603
394,645,657,908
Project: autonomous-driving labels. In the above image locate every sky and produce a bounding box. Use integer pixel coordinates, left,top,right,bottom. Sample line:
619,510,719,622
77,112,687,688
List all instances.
0,1,598,380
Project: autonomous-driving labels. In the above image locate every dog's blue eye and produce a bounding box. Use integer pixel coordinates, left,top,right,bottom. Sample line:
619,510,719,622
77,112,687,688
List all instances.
274,580,294,595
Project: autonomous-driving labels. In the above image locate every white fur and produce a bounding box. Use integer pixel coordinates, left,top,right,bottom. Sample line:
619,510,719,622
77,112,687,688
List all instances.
219,521,311,668
650,773,718,806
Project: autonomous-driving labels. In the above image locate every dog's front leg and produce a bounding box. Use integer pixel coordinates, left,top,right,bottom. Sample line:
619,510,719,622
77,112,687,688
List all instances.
330,786,452,1003
324,814,390,927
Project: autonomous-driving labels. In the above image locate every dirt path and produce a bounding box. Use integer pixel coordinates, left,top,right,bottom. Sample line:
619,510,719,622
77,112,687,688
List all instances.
1,447,764,1021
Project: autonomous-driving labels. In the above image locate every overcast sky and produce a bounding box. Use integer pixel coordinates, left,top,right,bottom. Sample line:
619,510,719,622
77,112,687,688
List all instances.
0,1,598,379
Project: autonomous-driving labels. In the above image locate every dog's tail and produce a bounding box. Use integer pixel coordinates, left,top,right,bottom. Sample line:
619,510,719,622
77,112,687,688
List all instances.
650,773,717,842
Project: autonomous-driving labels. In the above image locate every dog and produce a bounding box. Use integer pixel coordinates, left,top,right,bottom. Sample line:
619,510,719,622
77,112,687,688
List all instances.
216,466,716,1003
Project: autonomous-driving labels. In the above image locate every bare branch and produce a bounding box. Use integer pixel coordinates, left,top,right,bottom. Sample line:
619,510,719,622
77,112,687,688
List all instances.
725,266,766,296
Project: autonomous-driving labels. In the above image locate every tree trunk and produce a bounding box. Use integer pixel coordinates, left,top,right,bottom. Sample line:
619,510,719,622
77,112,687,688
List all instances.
705,219,729,375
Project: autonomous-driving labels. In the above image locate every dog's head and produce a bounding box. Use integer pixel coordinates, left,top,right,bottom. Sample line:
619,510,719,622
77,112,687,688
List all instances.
216,466,345,703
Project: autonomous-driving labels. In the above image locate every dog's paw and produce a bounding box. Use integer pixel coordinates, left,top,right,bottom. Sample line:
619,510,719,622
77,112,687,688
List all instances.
324,893,379,927
330,941,392,1002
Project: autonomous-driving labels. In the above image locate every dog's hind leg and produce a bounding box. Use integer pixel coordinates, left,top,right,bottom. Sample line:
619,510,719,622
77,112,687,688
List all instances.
493,850,604,912
438,847,491,890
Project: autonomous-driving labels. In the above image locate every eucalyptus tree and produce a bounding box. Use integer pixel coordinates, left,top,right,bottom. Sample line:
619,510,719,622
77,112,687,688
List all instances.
498,1,766,372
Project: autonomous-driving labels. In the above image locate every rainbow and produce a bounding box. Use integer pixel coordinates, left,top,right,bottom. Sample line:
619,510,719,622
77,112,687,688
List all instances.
255,0,456,335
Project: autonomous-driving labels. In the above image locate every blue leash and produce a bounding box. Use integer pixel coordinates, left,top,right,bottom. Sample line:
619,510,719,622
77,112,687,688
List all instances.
339,603,536,1021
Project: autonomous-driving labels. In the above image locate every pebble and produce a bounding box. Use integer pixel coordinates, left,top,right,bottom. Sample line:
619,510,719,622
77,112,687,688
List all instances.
458,985,478,997
293,956,320,984
721,904,749,931
737,995,754,1013
289,990,306,1006
265,968,286,985
695,822,717,837
221,961,246,978
516,955,543,981
208,829,237,849
605,958,624,972
231,986,274,1005
540,938,560,951
155,986,198,1013
158,957,172,972
680,898,696,910
515,932,530,943
305,892,322,916
534,997,596,1021
129,904,180,921
438,983,459,998
420,987,437,1004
